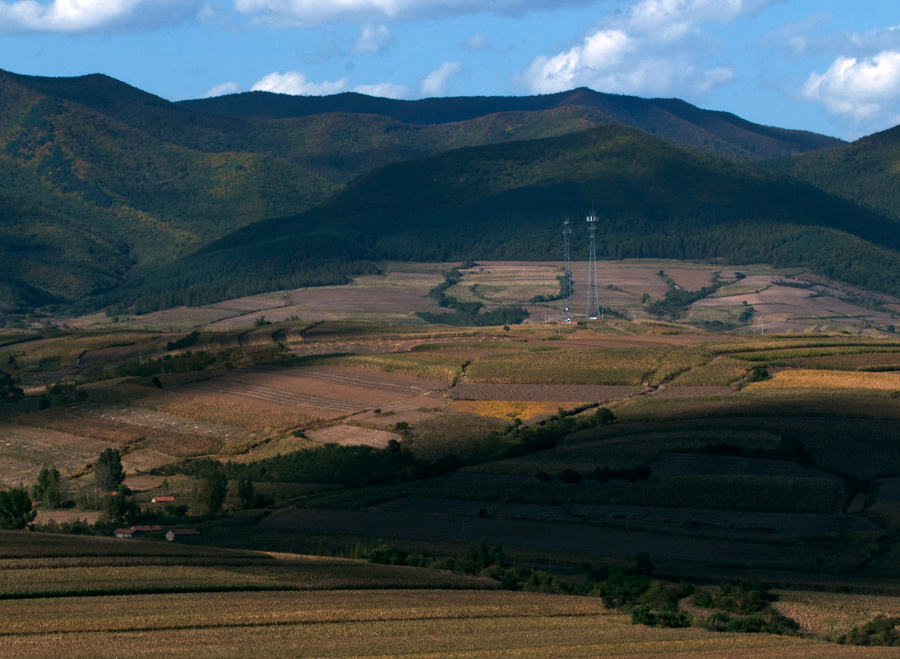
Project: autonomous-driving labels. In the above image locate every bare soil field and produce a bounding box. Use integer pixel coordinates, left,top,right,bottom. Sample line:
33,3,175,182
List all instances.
55,259,900,336
138,388,321,435
307,424,399,448
212,297,285,312
576,262,671,300
68,402,246,454
0,423,112,485
32,510,101,525
694,281,898,327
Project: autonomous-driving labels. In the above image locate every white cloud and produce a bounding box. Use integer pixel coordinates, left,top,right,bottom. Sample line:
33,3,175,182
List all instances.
205,82,241,97
234,0,595,27
462,32,491,52
516,0,772,99
353,82,409,98
420,61,462,96
0,0,199,34
766,16,900,59
350,24,394,56
801,51,900,126
252,71,347,95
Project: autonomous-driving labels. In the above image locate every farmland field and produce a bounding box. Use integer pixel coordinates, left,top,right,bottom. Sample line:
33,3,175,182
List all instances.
2,591,876,659
6,259,900,656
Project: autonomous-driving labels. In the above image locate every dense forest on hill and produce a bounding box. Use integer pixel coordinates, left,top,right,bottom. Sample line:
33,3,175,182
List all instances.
0,67,898,317
181,86,842,161
760,124,900,223
97,125,900,313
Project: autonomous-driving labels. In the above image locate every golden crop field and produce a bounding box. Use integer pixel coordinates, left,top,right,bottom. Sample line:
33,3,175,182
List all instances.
748,369,900,390
449,399,562,421
774,591,900,638
0,589,878,659
0,557,490,597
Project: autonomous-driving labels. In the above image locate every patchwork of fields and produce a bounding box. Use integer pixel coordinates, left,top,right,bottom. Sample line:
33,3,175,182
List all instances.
4,260,900,655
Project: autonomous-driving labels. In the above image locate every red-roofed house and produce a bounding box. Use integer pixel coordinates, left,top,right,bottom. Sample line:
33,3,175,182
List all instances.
151,496,175,504
166,528,200,541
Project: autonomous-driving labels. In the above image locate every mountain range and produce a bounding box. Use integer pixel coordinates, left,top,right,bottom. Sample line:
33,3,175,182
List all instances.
0,67,898,315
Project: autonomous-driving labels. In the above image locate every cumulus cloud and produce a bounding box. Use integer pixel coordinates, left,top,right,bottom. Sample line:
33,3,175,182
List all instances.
0,0,199,34
252,71,347,95
205,82,241,97
516,0,772,99
420,61,462,96
350,24,394,56
801,51,900,126
234,0,595,27
353,82,409,98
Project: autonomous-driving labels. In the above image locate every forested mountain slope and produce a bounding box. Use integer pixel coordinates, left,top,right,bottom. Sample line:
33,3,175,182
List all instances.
181,86,843,161
102,124,900,313
0,70,337,308
760,125,900,222
0,68,893,317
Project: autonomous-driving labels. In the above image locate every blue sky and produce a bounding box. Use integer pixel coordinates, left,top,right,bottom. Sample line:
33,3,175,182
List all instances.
0,1,898,140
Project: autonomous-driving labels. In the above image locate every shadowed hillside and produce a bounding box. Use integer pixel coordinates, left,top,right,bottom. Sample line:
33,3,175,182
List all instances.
760,124,900,222
101,124,900,312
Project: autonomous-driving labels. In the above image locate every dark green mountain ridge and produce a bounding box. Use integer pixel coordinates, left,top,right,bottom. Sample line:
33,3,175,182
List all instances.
103,123,900,313
0,68,895,316
181,86,843,161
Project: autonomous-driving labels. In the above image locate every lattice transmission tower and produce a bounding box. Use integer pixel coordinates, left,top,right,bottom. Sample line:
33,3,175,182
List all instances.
560,217,574,323
585,212,601,320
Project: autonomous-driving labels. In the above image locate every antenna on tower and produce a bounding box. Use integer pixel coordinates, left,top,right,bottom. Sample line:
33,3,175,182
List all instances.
561,217,573,324
586,211,600,320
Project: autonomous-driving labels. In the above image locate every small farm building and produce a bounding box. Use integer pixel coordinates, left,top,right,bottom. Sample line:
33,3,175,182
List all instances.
166,529,200,541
